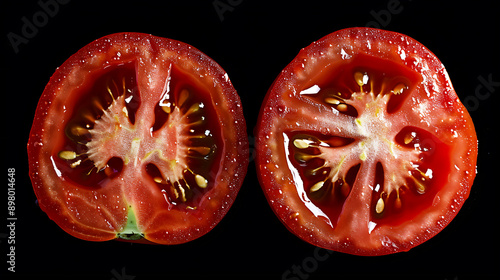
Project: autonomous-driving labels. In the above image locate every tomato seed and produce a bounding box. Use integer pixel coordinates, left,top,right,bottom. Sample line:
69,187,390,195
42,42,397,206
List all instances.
392,83,407,95
294,152,316,162
411,176,426,194
354,71,369,87
376,197,385,214
161,102,172,114
336,103,348,112
154,177,164,184
293,139,310,149
310,181,324,193
186,103,201,115
70,160,82,168
404,131,416,145
70,125,89,137
195,174,208,188
58,150,77,160
324,97,341,105
289,212,300,220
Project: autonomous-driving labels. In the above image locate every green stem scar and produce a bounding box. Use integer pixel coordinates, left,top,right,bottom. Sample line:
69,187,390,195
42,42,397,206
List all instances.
117,205,144,241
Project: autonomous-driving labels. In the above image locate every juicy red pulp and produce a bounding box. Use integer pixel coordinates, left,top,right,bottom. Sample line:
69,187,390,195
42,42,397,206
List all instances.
56,62,139,188
146,65,223,208
28,33,248,244
300,54,422,117
256,28,477,255
285,63,452,228
377,126,452,226
53,60,223,207
285,57,443,227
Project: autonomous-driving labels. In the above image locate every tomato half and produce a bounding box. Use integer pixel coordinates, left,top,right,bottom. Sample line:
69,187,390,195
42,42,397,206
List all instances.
255,27,477,255
27,33,248,244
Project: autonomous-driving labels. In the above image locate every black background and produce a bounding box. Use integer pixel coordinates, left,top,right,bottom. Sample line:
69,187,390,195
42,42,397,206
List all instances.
2,0,499,278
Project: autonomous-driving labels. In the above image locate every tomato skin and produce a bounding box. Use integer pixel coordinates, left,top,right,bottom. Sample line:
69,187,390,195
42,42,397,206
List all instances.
255,28,477,255
28,33,248,244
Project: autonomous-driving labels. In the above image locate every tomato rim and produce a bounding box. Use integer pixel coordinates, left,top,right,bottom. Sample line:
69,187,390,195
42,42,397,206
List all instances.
255,27,477,256
27,32,249,244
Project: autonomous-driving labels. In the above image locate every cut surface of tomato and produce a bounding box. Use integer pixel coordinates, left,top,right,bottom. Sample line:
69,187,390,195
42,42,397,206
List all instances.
255,27,477,255
27,33,248,244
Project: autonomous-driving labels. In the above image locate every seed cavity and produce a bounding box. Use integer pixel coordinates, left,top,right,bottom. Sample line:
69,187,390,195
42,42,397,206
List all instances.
290,134,360,200
154,86,214,204
62,64,216,205
288,68,423,220
151,166,210,205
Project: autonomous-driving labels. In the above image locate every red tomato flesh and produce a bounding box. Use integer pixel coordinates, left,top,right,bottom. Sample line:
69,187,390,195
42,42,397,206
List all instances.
28,33,248,244
255,28,477,255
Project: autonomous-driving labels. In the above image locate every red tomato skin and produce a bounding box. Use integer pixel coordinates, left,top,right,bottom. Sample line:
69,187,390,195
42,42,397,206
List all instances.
255,27,477,256
28,33,248,244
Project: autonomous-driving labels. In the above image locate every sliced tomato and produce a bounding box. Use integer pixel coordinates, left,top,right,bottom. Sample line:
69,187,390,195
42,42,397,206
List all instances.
27,33,248,244
255,27,477,255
